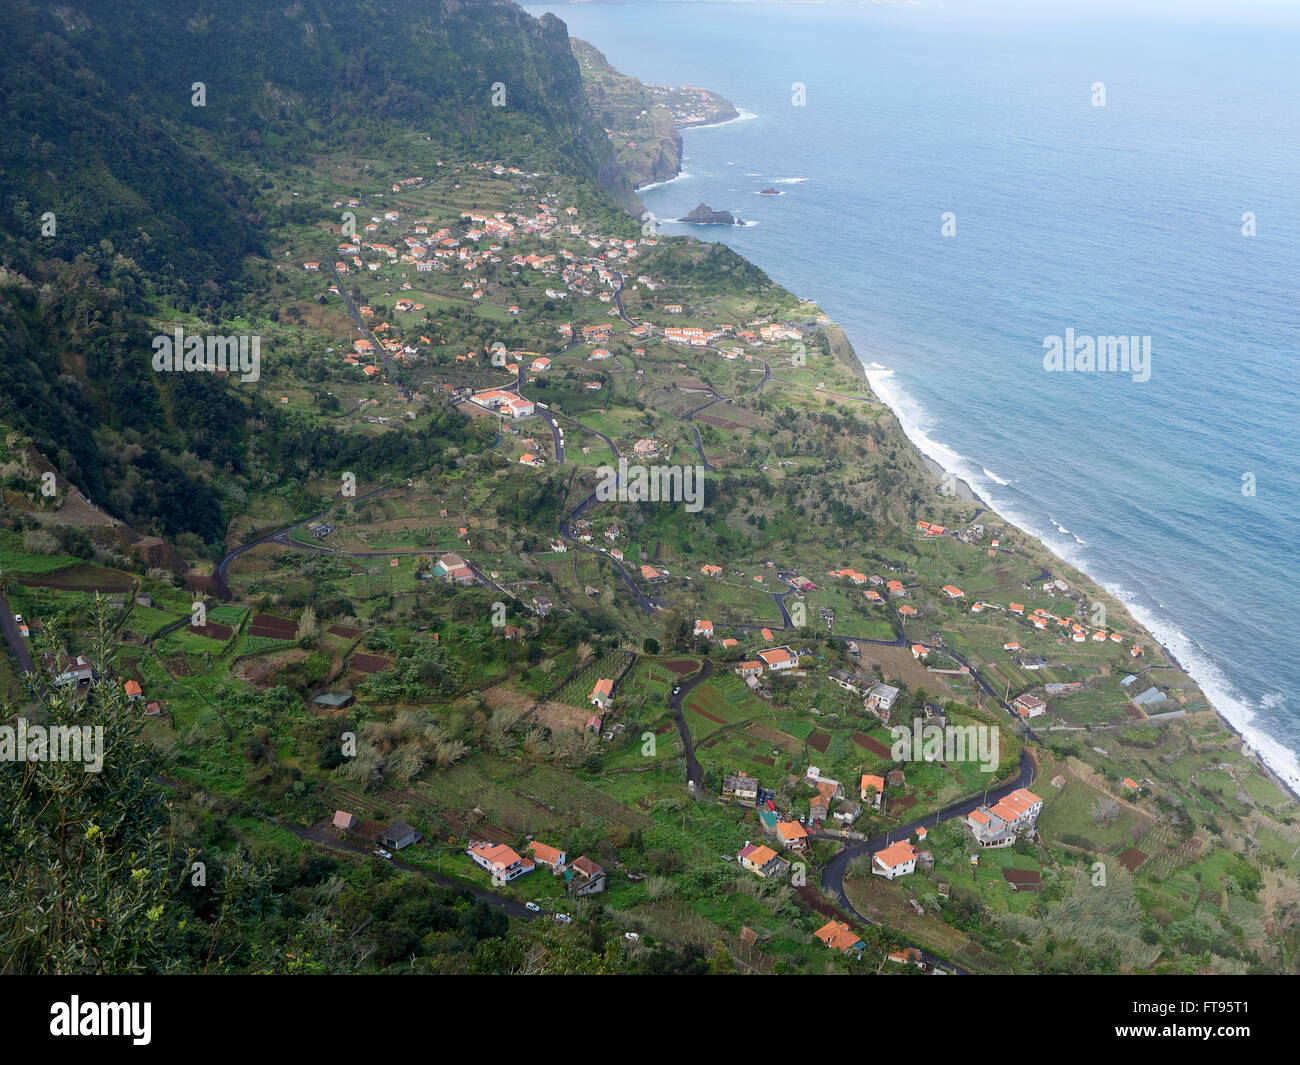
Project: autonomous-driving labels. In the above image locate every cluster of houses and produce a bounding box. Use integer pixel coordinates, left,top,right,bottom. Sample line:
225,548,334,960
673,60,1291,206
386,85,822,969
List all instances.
466,840,606,897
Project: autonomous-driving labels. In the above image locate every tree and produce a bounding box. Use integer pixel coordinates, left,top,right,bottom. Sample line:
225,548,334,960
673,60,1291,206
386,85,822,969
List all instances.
0,606,187,973
296,605,319,645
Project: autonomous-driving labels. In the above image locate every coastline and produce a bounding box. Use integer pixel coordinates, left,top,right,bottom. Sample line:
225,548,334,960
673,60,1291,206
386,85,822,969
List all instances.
642,69,1300,811
868,361,1300,807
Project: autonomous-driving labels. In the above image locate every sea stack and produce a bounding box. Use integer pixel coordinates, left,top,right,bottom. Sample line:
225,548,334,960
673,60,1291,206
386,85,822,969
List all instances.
682,202,741,225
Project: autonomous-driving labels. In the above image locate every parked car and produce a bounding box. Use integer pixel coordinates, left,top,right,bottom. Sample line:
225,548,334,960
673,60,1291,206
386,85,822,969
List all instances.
525,902,541,913
12,615,22,624
375,848,392,860
554,913,573,924
624,932,640,942
672,686,680,696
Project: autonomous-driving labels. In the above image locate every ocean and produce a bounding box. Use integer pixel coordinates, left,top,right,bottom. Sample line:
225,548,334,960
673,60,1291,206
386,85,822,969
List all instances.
527,1,1300,790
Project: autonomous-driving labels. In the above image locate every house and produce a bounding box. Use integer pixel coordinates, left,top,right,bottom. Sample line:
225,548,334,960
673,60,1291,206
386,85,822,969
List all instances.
530,357,551,372
756,646,797,671
382,821,422,851
860,774,885,808
532,596,552,616
775,821,808,852
910,643,929,660
965,808,1015,848
810,780,839,822
758,808,779,836
332,810,357,832
143,701,165,718
693,620,714,639
468,842,535,882
866,683,900,719
833,801,862,825
135,592,153,607
735,661,763,679
887,947,924,968
965,788,1043,848
942,585,965,599
565,856,606,896
1012,694,1047,718
815,920,865,954
124,680,143,702
519,453,545,468
312,691,355,710
872,839,917,879
738,842,789,879
589,678,614,709
44,654,94,687
1123,777,1140,791
887,769,907,788
829,669,873,696
700,564,723,577
527,841,567,872
722,773,759,807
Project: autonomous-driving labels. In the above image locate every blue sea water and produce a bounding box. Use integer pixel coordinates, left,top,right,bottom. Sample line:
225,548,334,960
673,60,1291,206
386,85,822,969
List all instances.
529,2,1300,789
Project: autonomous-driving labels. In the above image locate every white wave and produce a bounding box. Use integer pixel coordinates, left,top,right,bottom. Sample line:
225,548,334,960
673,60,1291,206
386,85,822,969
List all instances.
982,467,1011,486
774,177,809,184
636,171,692,192
861,355,1300,790
687,108,758,130
1123,600,1300,795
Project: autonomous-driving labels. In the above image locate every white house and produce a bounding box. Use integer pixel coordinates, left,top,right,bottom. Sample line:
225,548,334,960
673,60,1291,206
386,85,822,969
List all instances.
872,840,917,879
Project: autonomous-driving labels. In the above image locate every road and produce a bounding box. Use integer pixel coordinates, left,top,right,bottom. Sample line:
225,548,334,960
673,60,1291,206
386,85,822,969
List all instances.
666,659,712,786
819,748,1037,924
213,485,390,599
0,590,35,676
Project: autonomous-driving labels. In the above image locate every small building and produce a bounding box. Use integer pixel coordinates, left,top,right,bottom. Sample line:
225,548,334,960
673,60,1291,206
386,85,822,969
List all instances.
756,646,797,671
382,821,421,851
776,820,809,852
565,856,606,896
469,842,535,882
814,920,865,954
722,773,759,808
332,810,357,832
738,843,789,879
1012,694,1047,719
527,841,567,872
589,678,613,709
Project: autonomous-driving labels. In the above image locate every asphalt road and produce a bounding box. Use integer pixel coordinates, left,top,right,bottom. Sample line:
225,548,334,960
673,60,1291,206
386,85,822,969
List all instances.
666,659,712,786
213,485,390,598
819,748,1038,919
0,591,35,675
